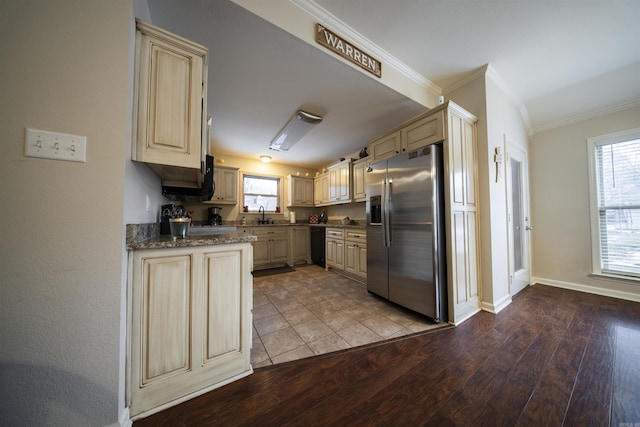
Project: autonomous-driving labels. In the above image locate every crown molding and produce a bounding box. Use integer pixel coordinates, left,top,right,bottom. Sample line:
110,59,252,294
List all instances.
532,98,640,134
291,0,441,95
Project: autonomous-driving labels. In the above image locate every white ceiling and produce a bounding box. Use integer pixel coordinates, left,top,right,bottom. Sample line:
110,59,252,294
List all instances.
146,0,640,169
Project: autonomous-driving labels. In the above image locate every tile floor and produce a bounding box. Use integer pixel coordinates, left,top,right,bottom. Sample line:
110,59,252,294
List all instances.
251,264,446,368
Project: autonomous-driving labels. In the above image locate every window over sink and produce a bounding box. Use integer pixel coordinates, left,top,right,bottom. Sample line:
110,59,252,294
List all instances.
242,173,281,212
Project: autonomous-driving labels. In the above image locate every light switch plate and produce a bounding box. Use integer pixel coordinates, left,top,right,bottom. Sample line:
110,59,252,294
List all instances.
25,128,87,163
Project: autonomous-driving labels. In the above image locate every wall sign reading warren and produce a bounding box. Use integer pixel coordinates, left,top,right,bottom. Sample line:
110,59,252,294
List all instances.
316,24,382,78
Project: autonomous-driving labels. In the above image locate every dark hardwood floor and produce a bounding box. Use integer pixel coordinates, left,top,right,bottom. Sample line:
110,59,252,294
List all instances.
134,284,640,426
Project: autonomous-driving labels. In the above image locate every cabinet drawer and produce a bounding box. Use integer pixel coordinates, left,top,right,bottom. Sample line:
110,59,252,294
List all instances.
345,230,366,244
326,228,344,239
250,227,289,238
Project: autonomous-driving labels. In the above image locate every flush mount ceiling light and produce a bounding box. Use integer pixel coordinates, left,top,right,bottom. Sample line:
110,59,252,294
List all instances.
269,110,323,152
259,155,271,163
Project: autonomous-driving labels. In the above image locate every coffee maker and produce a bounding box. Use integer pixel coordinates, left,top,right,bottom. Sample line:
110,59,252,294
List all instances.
208,206,223,225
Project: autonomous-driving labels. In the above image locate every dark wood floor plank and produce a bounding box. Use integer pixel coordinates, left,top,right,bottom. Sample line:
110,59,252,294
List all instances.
515,338,586,426
611,323,640,427
133,284,640,427
564,326,615,426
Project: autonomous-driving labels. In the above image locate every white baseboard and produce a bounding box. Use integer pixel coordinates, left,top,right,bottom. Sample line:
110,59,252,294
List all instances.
532,276,640,303
480,294,512,314
105,408,132,427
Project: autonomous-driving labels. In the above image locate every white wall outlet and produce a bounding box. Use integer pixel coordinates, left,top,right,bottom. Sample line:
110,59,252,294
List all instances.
25,128,87,163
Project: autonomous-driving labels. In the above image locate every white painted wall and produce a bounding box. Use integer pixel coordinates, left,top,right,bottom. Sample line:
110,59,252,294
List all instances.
530,106,640,300
445,66,530,313
0,1,131,425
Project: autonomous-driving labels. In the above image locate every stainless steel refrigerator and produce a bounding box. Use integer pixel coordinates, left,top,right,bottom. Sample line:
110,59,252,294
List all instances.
366,144,447,322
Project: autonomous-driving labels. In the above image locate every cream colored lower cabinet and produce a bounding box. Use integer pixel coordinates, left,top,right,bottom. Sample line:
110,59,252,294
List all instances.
251,227,289,268
128,243,253,418
344,230,367,280
325,228,345,271
289,226,311,266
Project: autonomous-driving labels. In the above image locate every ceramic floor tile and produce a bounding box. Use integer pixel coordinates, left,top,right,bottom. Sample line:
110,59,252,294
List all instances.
271,298,305,313
261,327,306,358
292,318,335,343
342,304,378,322
253,313,289,336
253,292,270,307
250,339,269,365
271,344,315,364
317,311,358,332
252,302,279,320
280,306,318,326
337,322,383,347
361,314,404,338
307,332,351,355
251,265,444,367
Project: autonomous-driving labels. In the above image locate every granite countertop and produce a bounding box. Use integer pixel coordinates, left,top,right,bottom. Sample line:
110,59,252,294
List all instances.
239,222,366,230
126,223,257,251
126,221,366,251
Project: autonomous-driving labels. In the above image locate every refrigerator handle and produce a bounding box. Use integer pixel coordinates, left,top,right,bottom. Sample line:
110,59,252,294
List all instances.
383,179,392,247
381,180,387,247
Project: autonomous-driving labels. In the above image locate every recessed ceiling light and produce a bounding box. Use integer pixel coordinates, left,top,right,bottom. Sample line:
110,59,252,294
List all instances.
260,155,272,163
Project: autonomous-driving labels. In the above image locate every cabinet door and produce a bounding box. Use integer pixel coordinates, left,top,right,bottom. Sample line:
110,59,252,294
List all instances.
134,23,206,170
203,250,241,360
369,130,401,163
137,254,192,385
326,239,336,267
270,237,290,263
352,160,367,202
252,239,270,266
314,177,323,205
289,177,314,206
328,168,340,202
345,242,357,274
302,179,314,205
334,240,345,270
338,162,351,202
357,245,367,278
402,112,444,152
209,167,237,204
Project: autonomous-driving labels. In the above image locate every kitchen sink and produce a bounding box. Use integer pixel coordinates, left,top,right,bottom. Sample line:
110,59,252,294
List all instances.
188,225,237,236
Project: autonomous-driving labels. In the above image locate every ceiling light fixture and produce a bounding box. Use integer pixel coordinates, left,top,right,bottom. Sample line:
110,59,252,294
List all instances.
269,110,323,152
259,155,271,163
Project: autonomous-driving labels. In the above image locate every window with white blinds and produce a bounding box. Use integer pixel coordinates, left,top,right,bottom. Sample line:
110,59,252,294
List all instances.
588,128,640,280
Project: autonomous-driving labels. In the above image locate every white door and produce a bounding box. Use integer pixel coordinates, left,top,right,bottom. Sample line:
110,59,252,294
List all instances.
506,141,531,295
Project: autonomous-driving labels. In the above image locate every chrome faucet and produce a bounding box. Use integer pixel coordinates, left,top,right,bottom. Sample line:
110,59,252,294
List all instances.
258,206,265,224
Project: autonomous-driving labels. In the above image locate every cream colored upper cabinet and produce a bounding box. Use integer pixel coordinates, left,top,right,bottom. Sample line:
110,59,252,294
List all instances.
402,112,444,152
352,157,368,202
369,112,444,164
369,131,401,163
314,173,329,206
287,176,314,207
327,159,351,204
132,20,207,170
207,166,238,204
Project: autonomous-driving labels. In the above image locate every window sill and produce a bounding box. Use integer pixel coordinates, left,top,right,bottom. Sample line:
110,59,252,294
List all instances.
589,273,640,285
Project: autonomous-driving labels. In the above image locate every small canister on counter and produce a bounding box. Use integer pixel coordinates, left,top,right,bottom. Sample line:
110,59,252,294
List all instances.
309,214,318,224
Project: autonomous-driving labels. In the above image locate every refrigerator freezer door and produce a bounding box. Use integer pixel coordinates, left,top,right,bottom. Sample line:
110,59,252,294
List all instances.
366,160,389,299
387,147,440,318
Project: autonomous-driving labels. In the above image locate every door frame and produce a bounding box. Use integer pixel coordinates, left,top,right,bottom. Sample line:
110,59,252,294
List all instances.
505,136,532,296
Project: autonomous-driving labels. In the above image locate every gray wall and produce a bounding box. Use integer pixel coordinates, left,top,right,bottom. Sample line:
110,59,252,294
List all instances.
0,1,132,425
530,106,640,299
